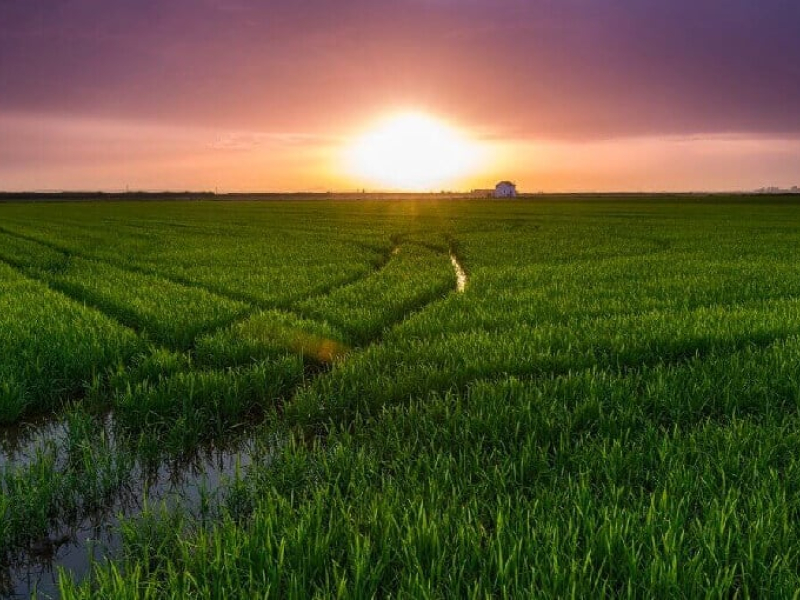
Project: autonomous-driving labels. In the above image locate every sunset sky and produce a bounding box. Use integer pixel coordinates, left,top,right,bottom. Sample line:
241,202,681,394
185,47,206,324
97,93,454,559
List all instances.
1,0,799,192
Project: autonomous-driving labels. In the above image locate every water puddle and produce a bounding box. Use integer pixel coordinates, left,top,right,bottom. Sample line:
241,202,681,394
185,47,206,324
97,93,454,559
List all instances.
450,251,467,293
0,418,68,472
0,416,282,599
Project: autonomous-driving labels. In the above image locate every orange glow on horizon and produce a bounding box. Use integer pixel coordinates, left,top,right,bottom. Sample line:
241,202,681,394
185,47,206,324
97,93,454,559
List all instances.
3,111,799,194
342,112,486,191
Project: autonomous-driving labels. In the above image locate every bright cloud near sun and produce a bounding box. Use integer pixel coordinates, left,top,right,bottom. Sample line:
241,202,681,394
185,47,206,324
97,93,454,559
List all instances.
343,112,485,191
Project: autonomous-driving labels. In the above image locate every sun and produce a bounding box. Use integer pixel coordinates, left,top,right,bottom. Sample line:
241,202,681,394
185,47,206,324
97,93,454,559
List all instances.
344,112,483,191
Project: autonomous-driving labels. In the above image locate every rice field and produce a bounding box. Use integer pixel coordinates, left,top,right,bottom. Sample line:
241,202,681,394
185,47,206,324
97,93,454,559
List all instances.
2,195,800,598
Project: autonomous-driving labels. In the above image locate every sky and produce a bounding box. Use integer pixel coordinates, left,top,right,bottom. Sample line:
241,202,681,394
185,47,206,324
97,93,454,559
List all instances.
1,0,799,192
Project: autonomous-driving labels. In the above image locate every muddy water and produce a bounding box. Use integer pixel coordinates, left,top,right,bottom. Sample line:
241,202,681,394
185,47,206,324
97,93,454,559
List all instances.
450,252,467,293
0,417,280,599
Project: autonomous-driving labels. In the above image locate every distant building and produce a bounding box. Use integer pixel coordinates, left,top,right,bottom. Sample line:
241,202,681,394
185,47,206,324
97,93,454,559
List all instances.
469,182,519,198
494,181,517,198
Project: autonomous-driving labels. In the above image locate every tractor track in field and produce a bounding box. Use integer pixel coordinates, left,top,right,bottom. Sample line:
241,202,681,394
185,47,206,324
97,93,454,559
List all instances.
0,231,444,441
0,226,449,360
0,226,381,313
0,228,452,399
0,227,399,349
374,239,468,330
0,226,410,325
282,236,402,324
9,226,777,599
0,231,467,445
0,230,467,436
0,254,147,342
291,237,469,348
0,230,469,447
0,252,247,353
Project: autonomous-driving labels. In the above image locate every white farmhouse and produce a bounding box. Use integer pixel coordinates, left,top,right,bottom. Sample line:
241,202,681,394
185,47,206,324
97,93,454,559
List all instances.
493,181,517,198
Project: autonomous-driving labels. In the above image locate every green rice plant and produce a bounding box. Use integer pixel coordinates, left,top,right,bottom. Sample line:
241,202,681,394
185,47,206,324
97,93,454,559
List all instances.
3,196,800,597
0,207,386,307
398,255,800,340
0,230,70,273
0,377,27,426
62,411,137,515
63,336,800,597
1,410,135,563
0,444,64,556
291,295,800,425
0,231,251,349
0,263,143,422
194,310,348,369
294,243,455,344
105,347,194,392
44,257,251,349
113,358,305,452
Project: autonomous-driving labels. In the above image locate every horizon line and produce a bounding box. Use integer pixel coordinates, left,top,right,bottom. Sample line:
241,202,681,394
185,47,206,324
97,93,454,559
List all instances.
1,188,799,196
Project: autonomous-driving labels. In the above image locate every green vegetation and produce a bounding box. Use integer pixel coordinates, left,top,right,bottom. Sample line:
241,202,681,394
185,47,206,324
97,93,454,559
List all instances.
0,232,250,349
2,195,800,597
294,243,455,344
1,410,135,563
0,262,142,423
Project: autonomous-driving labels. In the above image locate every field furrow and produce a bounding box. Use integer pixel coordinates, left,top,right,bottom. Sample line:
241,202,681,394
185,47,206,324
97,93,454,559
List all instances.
0,232,251,349
294,242,456,344
2,197,800,599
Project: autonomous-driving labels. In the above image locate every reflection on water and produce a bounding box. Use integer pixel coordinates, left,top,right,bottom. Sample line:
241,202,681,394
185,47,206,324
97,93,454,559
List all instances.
450,252,467,293
0,415,281,599
0,417,69,472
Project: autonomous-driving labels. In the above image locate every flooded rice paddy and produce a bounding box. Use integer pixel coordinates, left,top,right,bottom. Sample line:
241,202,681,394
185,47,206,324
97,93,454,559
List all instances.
1,415,277,598
4,197,800,597
0,223,470,597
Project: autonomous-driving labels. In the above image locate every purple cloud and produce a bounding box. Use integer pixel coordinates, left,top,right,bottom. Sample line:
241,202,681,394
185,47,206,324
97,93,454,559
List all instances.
1,0,798,140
